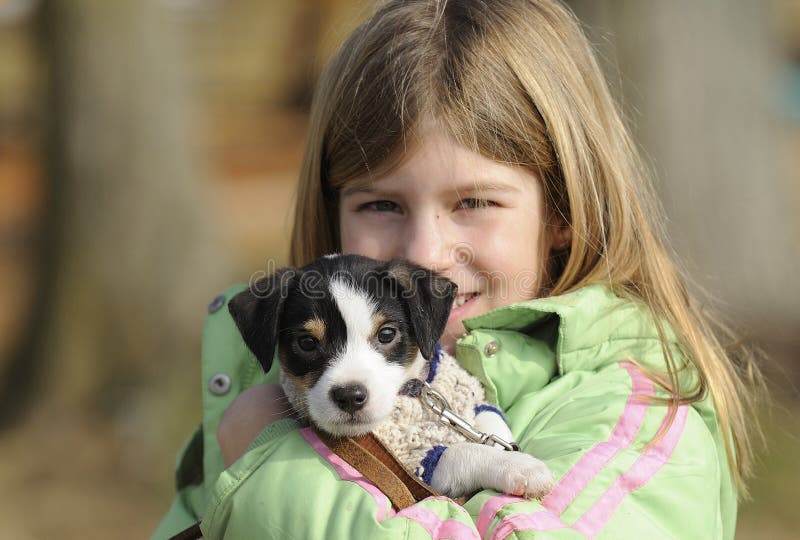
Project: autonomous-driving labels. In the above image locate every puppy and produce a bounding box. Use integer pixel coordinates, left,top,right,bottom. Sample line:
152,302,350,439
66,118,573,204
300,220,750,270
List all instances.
228,254,553,499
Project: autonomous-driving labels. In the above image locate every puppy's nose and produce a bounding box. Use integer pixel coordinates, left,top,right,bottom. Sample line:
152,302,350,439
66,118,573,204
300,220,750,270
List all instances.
330,383,368,414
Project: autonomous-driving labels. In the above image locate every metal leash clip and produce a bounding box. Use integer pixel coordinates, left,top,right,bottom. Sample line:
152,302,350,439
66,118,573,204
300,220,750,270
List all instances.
418,381,519,452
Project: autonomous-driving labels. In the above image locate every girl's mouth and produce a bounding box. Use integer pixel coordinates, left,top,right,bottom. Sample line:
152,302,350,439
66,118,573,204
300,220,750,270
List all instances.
450,292,480,316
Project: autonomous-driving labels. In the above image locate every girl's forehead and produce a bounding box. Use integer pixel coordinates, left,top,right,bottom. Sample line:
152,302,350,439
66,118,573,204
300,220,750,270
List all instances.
339,128,533,196
334,124,447,188
342,175,522,198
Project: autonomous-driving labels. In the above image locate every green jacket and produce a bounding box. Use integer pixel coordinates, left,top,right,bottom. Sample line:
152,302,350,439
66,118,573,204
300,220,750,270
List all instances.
153,284,736,539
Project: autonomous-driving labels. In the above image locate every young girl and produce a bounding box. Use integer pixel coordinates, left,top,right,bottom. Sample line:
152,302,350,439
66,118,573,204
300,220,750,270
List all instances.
154,1,762,538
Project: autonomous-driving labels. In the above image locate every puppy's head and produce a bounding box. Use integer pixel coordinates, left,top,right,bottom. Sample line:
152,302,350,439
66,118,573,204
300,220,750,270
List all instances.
228,254,456,437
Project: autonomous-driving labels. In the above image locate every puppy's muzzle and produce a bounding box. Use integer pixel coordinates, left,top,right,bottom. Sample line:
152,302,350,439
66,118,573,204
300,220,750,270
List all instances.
330,383,368,414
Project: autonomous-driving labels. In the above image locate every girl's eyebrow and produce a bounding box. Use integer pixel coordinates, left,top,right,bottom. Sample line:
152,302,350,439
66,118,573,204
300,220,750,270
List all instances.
456,181,521,195
340,185,382,196
341,180,521,197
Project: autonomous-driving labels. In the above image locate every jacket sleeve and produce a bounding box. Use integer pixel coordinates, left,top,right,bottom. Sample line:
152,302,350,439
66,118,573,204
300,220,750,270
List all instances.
150,425,207,539
200,419,481,540
464,361,733,540
151,484,204,540
152,284,271,539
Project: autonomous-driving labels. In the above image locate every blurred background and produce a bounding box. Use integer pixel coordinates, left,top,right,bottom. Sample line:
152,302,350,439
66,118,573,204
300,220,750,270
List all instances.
0,0,797,538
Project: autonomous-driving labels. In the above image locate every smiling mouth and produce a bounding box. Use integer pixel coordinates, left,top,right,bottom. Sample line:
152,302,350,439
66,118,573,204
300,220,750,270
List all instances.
452,292,479,309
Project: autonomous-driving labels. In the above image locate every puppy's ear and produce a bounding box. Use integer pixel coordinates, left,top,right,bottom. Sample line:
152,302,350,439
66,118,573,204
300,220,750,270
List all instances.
228,268,298,372
382,259,457,360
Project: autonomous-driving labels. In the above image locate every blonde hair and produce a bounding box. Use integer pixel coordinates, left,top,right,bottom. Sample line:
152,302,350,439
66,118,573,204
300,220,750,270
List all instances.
290,0,762,496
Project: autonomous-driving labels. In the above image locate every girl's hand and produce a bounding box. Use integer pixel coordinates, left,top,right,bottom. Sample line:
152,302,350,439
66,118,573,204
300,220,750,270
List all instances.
217,383,295,467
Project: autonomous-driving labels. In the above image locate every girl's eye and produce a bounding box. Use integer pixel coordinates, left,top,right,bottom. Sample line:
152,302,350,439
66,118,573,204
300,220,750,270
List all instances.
361,200,401,213
377,326,397,344
296,335,318,352
456,198,497,210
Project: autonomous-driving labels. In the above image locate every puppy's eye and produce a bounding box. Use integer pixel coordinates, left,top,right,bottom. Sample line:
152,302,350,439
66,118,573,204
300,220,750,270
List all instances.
297,335,318,352
377,326,397,344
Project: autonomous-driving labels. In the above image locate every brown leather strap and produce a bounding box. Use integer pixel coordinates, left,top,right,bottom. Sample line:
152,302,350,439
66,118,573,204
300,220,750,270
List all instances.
168,521,202,540
355,433,438,503
315,430,441,510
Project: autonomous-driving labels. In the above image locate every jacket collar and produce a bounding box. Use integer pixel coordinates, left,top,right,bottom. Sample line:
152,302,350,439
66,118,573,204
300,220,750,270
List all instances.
459,284,679,375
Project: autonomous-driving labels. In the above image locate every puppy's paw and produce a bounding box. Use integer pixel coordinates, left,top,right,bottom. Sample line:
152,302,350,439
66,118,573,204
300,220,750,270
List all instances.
429,443,554,500
494,452,554,499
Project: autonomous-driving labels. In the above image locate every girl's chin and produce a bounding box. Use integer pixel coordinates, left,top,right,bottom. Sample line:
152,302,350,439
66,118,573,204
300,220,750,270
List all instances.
440,292,485,354
438,336,457,356
439,322,466,355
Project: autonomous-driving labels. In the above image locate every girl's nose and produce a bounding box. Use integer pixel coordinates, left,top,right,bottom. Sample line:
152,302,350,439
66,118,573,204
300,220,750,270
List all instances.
401,212,453,272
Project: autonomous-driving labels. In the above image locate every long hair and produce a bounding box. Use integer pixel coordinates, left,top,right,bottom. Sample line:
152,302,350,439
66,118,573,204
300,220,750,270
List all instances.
289,0,763,496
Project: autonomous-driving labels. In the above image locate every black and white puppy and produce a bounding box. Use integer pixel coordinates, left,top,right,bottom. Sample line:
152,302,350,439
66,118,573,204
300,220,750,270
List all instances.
228,254,553,499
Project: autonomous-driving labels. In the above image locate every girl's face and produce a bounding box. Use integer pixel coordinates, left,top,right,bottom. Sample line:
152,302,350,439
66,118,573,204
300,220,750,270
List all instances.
339,128,559,354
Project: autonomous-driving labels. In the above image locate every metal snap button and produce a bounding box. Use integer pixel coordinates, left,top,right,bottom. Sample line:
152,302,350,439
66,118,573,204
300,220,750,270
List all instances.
209,373,232,395
484,340,499,357
208,294,226,313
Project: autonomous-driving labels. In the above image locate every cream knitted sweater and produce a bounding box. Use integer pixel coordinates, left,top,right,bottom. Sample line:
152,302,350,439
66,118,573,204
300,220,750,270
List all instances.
373,347,500,482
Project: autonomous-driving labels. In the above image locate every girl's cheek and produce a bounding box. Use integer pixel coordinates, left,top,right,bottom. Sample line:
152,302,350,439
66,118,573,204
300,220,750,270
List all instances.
342,223,394,260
